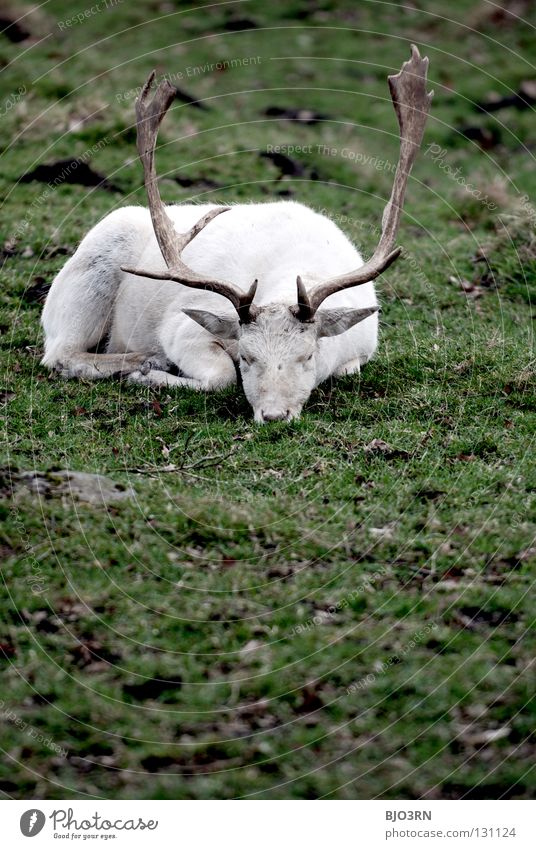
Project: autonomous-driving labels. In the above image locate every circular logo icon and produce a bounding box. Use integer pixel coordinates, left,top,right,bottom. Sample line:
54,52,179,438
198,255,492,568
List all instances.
20,810,46,837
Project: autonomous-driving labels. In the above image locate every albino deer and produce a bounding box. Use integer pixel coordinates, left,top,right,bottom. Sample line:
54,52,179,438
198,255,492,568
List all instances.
41,46,432,423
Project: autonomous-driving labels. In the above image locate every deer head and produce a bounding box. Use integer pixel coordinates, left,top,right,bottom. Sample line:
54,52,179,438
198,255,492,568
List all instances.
122,46,433,422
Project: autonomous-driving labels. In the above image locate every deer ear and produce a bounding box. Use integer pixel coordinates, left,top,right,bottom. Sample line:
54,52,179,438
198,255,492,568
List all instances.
182,309,240,339
316,307,379,338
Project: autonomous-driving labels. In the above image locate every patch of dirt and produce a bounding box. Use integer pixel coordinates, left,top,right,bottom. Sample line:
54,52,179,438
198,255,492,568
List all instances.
140,743,245,774
468,0,534,30
20,159,121,193
123,674,183,701
172,175,222,190
458,125,502,150
263,106,331,125
476,80,536,113
440,780,527,799
223,15,258,31
0,13,30,42
260,151,320,182
454,605,518,629
69,639,121,668
22,276,51,304
173,86,210,110
0,4,51,43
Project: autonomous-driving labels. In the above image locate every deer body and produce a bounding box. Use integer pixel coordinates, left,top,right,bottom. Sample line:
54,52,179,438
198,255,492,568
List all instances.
41,46,432,422
42,201,378,419
109,200,378,369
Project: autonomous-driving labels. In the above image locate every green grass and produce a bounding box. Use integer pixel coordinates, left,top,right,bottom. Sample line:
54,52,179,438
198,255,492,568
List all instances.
0,0,535,799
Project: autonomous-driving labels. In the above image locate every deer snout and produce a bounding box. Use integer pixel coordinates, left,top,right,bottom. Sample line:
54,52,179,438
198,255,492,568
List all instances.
261,409,290,423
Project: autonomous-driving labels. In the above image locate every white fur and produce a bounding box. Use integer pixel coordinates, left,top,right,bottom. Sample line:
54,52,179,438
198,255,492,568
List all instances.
42,200,378,421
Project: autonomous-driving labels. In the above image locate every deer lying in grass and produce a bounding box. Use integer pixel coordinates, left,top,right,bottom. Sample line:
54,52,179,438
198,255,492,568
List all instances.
42,46,432,423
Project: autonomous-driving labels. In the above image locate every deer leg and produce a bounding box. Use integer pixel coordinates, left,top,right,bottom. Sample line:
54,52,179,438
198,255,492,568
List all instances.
127,332,238,391
127,361,236,391
127,369,203,389
152,313,238,392
334,357,361,377
54,351,158,380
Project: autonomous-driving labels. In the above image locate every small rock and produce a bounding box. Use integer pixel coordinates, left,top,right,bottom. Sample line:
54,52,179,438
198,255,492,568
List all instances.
5,469,134,505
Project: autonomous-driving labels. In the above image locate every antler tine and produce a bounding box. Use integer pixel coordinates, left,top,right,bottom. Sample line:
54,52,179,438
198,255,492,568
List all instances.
295,275,311,322
298,44,433,321
121,71,257,322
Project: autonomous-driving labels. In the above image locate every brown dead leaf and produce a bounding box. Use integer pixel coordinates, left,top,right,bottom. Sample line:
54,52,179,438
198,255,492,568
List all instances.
364,439,410,459
0,641,16,658
296,685,325,716
221,557,237,568
449,275,486,298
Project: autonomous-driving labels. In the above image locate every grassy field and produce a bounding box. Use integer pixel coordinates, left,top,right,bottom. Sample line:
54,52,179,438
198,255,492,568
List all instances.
0,0,535,799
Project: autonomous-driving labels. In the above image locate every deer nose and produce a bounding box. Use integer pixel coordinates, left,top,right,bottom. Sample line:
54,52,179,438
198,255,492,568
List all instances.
262,409,289,422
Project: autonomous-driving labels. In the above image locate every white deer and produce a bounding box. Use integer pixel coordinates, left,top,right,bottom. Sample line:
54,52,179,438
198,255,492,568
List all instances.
41,46,432,423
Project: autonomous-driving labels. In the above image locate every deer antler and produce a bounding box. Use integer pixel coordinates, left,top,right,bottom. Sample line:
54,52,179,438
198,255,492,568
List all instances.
295,44,433,321
121,71,258,322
